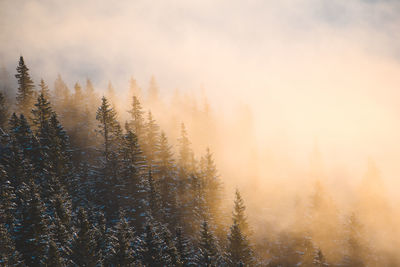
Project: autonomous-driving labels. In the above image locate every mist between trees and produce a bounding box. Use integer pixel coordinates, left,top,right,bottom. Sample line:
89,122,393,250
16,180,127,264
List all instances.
0,56,399,266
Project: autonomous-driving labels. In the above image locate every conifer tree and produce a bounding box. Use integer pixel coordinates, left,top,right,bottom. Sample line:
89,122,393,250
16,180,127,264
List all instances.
175,227,194,267
146,170,162,220
45,240,64,267
0,223,25,266
15,181,49,267
15,56,35,117
31,93,52,136
0,167,17,231
197,220,219,267
112,210,135,266
38,79,51,100
0,91,9,131
119,127,147,227
226,221,253,267
96,96,121,162
232,189,250,236
139,220,167,267
128,95,145,140
144,111,159,168
156,132,178,225
71,208,100,267
200,148,222,227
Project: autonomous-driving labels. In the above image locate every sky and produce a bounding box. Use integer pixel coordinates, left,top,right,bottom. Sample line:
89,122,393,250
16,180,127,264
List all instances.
1,0,400,196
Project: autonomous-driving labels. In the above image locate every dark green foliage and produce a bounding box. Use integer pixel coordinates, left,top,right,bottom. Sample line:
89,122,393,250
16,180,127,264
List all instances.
226,222,253,267
197,220,219,266
71,208,100,267
175,227,194,267
15,181,49,267
0,223,25,266
38,79,51,100
156,131,178,225
112,210,135,266
144,111,159,168
139,220,169,267
0,91,9,130
45,240,64,267
232,189,249,236
128,95,145,140
15,56,36,117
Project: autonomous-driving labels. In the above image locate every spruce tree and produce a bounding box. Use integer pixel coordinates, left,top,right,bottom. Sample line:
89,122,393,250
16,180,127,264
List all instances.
15,181,49,267
139,220,166,267
0,167,17,231
112,210,135,266
38,79,51,100
232,189,249,236
144,111,159,169
128,95,145,140
119,127,147,227
15,56,35,117
200,148,222,227
226,221,253,267
175,227,194,267
0,223,25,266
156,131,178,225
96,96,120,162
71,208,100,267
0,91,9,131
197,220,219,267
45,240,64,267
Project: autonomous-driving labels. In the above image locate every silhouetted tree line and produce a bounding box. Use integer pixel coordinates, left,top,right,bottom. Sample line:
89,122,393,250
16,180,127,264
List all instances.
0,57,382,266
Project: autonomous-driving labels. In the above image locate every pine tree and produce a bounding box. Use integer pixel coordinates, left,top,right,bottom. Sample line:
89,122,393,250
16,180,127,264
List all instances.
119,127,147,227
15,56,35,116
197,220,219,267
139,220,166,267
0,223,25,266
112,210,135,266
146,170,162,220
38,79,51,100
232,189,250,236
175,227,194,267
226,221,253,267
71,208,100,267
96,97,122,220
45,240,64,267
0,91,10,131
144,111,159,169
200,148,222,228
15,181,49,267
96,96,121,162
0,167,17,231
156,132,178,225
31,92,52,137
128,95,145,140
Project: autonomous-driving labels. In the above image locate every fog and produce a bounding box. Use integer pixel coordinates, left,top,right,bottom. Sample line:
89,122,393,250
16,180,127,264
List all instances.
2,0,400,264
